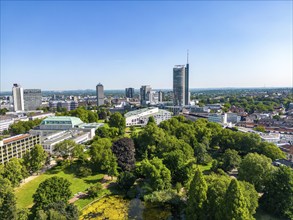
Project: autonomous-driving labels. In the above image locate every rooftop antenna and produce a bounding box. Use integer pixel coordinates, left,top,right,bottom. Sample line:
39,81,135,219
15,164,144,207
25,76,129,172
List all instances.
187,49,189,64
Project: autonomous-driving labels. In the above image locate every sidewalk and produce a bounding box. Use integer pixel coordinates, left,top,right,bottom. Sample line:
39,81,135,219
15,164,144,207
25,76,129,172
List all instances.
17,160,57,188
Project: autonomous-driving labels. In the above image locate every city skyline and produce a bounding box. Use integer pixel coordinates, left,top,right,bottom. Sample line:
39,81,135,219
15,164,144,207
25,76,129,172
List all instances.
1,1,292,91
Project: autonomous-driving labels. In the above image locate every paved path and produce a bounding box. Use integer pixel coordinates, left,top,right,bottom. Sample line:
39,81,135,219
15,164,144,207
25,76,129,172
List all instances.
68,175,117,203
16,160,57,188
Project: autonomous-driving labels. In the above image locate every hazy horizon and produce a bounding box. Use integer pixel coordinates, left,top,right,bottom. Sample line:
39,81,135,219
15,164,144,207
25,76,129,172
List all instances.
1,1,292,91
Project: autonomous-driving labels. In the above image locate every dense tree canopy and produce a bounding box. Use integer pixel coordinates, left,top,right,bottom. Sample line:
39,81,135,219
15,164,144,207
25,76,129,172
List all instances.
224,179,251,220
23,144,47,174
33,177,72,210
108,112,126,135
261,166,293,219
186,169,208,220
3,158,24,187
238,153,275,191
138,157,171,192
0,177,17,220
112,138,136,171
90,138,118,177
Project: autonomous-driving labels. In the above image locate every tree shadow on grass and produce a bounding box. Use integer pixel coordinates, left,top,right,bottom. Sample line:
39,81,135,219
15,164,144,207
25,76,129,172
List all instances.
83,178,102,185
45,166,63,175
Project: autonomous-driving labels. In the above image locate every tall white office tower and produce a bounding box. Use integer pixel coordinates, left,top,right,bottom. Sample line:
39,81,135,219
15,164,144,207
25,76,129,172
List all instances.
12,83,24,112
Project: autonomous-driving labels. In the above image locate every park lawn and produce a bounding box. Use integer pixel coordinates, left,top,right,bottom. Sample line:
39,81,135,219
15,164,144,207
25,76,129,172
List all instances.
197,162,213,172
15,165,104,209
74,189,111,209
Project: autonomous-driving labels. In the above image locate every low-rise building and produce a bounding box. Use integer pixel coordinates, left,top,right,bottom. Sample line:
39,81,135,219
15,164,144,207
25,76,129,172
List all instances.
29,112,55,121
0,134,41,164
42,130,92,154
0,116,15,133
39,116,84,130
259,133,280,144
208,113,227,124
125,107,172,126
227,113,241,124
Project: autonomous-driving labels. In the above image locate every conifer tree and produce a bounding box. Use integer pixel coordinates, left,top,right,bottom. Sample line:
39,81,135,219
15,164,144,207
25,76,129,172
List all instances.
186,169,207,220
224,179,250,220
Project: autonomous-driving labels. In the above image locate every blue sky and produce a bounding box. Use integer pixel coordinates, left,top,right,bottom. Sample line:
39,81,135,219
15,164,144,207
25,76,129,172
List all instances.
1,1,292,91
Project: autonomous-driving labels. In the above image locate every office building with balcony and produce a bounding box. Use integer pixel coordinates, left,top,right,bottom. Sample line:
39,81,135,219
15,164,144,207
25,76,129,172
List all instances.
0,134,41,164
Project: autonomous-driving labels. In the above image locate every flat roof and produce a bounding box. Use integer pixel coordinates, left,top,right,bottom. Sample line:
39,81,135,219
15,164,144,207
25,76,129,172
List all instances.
124,107,158,117
3,134,31,144
41,116,84,126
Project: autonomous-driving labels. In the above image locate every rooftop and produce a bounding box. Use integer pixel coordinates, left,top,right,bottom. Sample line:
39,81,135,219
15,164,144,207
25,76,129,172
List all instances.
41,116,84,126
125,107,158,117
3,134,31,144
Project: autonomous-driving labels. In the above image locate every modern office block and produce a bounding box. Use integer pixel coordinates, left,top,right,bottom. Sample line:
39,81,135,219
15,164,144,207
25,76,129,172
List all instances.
96,83,104,106
24,89,42,111
173,65,185,106
140,85,152,105
125,87,135,98
12,84,24,112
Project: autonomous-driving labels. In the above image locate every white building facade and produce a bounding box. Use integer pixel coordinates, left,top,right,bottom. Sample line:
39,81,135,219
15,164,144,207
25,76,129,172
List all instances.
125,107,172,126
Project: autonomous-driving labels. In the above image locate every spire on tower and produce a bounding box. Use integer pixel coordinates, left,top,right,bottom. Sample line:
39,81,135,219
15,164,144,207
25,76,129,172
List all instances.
187,49,189,64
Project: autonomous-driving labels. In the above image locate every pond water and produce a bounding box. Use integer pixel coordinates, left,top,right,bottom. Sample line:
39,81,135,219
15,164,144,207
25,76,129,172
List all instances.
80,195,172,220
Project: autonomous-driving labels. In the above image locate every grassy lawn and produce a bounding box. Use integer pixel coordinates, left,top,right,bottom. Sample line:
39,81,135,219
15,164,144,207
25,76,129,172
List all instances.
197,162,213,172
15,164,104,209
74,189,111,209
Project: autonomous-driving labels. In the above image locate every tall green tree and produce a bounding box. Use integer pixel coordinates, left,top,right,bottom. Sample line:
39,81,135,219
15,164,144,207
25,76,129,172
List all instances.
23,145,47,174
0,177,17,220
90,138,118,177
220,149,241,172
108,112,126,135
258,142,285,160
238,153,275,191
261,166,293,219
186,169,208,220
139,157,171,192
224,179,250,220
4,158,24,187
112,137,136,171
33,177,71,210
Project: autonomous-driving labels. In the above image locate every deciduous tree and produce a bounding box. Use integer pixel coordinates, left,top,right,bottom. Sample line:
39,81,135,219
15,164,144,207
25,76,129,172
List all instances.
261,166,293,219
33,177,71,210
238,153,274,191
0,177,17,220
112,138,136,171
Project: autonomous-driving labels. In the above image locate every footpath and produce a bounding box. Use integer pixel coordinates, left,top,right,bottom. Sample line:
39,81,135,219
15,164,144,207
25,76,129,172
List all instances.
17,160,57,188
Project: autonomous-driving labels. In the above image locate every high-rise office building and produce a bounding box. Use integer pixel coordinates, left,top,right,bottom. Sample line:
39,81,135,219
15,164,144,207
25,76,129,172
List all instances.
158,91,164,102
24,89,42,111
173,52,190,106
173,65,185,106
140,85,152,105
185,52,190,105
96,83,104,106
12,84,24,112
125,88,135,98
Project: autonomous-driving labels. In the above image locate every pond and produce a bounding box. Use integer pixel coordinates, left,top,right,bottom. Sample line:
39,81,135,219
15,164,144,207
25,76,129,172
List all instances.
80,195,172,220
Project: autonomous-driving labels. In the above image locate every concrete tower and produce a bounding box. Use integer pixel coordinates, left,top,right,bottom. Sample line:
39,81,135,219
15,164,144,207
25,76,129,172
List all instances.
12,83,24,112
96,83,104,106
173,65,185,106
